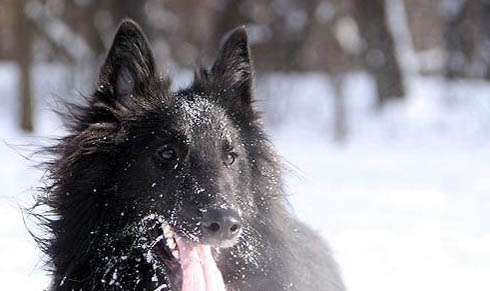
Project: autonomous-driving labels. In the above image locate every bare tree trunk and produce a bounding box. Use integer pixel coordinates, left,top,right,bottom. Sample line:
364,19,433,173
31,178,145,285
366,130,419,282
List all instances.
352,0,405,107
444,0,490,79
332,76,347,143
479,0,490,79
14,0,34,132
444,0,478,78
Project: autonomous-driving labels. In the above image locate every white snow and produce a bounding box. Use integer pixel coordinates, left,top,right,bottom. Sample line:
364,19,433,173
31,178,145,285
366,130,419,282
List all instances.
261,73,490,291
1,63,489,291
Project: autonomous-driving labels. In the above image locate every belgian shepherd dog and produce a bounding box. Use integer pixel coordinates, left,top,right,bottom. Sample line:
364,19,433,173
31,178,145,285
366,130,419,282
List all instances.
33,20,345,291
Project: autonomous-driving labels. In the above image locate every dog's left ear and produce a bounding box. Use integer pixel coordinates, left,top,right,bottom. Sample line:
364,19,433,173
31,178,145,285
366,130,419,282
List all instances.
97,19,156,103
211,26,254,112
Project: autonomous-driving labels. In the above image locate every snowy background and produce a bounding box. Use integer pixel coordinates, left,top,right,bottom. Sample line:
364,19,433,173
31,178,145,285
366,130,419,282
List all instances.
2,0,490,290
1,63,489,291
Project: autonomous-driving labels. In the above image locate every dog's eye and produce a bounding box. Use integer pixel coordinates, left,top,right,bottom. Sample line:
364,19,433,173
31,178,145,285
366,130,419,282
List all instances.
158,147,178,161
224,152,237,166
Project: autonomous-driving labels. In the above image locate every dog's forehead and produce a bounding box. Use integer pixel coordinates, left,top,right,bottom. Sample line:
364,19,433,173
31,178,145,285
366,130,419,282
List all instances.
172,94,236,140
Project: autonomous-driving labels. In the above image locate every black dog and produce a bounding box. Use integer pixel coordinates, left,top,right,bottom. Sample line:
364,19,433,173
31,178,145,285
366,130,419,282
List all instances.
34,19,345,291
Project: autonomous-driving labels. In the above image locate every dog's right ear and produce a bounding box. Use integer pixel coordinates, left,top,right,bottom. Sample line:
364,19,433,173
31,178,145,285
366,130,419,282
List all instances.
97,19,156,103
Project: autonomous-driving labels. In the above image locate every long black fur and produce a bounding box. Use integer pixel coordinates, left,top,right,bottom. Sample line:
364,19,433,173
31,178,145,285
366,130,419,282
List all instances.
31,19,345,291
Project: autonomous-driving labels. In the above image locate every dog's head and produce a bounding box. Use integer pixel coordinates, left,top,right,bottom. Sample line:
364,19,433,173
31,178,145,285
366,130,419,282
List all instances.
39,19,286,290
50,17,281,274
95,20,260,244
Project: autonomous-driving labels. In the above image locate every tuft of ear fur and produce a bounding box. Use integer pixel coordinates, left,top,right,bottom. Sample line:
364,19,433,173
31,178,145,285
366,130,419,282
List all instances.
98,19,156,103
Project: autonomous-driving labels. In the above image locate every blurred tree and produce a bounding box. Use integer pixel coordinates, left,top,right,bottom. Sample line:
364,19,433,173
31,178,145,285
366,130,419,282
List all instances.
68,0,106,56
0,1,15,60
482,0,490,79
444,0,480,78
404,0,444,52
351,0,405,107
301,0,356,142
444,0,490,79
401,0,445,74
303,0,359,141
13,0,34,132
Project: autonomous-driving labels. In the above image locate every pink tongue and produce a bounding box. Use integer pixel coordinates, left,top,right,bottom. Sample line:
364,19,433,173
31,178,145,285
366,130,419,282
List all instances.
176,237,226,291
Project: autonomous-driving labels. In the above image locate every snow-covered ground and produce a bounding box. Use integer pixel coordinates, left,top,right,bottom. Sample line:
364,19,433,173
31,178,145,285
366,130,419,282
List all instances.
1,64,489,291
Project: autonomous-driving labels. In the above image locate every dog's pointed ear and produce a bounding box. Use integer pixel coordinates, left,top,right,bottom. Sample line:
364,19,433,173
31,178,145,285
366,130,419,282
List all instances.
97,19,156,102
211,26,254,110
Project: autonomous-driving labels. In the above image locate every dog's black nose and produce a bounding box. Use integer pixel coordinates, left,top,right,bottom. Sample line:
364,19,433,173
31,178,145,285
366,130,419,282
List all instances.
202,208,242,242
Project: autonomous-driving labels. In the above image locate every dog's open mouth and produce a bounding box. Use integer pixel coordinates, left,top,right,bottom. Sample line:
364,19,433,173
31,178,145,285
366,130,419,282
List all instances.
150,222,226,291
